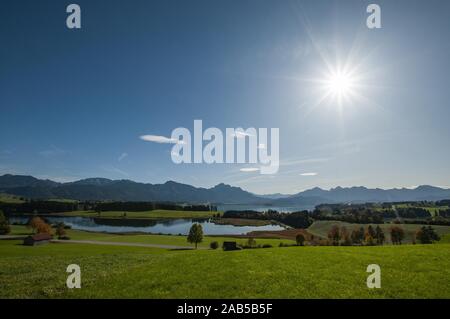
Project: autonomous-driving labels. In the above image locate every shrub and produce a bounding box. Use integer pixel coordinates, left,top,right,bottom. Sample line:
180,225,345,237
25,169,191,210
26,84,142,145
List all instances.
364,235,375,246
278,242,296,248
247,237,256,248
0,210,11,235
56,225,67,239
295,234,306,246
210,241,219,249
262,244,272,248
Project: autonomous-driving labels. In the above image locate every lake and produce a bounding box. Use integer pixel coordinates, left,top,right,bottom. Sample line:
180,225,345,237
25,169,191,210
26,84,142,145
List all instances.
9,216,286,236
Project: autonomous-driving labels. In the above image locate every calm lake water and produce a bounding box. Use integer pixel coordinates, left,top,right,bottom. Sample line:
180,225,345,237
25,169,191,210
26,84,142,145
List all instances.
9,216,286,235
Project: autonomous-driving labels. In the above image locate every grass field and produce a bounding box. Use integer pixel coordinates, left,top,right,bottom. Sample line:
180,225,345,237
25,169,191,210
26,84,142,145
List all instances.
8,225,296,248
393,203,449,217
51,209,220,219
0,238,448,298
307,220,450,244
47,198,79,203
439,233,450,244
0,193,25,204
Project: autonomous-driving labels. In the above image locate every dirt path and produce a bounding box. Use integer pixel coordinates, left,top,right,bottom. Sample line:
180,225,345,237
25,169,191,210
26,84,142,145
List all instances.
0,235,27,240
50,239,206,250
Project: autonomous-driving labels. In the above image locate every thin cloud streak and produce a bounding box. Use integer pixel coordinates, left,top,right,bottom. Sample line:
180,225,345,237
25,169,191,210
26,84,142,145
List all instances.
140,135,181,144
300,172,318,176
240,168,260,172
280,157,331,167
118,153,128,162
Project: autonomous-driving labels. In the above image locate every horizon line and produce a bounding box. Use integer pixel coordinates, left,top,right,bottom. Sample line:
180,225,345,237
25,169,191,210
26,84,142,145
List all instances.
1,173,449,196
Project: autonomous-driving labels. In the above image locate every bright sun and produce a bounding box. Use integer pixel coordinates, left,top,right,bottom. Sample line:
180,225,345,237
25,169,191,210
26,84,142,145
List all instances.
306,58,369,111
325,70,355,99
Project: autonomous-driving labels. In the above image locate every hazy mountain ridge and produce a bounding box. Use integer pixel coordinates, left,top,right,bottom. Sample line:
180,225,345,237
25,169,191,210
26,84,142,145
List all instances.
273,185,450,206
0,174,449,205
0,174,263,204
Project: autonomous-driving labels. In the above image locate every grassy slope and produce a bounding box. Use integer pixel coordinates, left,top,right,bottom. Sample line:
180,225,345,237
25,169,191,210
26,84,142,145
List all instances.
308,220,450,243
8,225,295,248
0,193,25,204
52,210,219,219
0,239,448,298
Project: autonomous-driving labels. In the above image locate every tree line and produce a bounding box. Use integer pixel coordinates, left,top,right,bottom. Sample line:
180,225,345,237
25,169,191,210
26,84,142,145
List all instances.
325,225,440,246
0,200,215,215
223,210,313,229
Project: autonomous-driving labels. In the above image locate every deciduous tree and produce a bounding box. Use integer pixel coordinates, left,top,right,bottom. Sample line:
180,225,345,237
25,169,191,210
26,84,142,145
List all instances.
296,234,306,246
187,223,203,249
328,225,341,246
416,226,440,244
390,226,405,245
375,225,385,245
0,210,10,235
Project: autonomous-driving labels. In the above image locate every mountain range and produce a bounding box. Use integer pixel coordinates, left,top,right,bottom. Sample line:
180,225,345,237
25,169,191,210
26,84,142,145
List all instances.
1,174,449,206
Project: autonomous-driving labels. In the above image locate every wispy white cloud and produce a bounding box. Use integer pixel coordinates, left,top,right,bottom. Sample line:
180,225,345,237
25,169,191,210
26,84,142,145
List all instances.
300,172,318,176
281,157,330,167
230,131,254,139
240,167,260,172
102,166,129,177
39,145,67,158
140,135,183,144
118,152,128,162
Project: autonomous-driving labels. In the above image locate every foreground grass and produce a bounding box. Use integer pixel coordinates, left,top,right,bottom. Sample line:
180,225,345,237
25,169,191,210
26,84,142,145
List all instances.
0,239,448,298
308,220,450,243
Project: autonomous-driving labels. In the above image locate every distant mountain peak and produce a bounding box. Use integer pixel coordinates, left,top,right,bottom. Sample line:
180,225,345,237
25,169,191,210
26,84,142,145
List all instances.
213,183,233,189
69,178,113,186
0,174,449,205
415,185,441,191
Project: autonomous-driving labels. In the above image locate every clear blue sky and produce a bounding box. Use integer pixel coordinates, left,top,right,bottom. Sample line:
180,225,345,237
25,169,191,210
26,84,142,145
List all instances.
1,0,449,194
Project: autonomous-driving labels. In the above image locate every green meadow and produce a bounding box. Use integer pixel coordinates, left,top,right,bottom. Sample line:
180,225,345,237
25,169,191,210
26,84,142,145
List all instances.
2,220,450,299
8,225,295,248
0,193,25,204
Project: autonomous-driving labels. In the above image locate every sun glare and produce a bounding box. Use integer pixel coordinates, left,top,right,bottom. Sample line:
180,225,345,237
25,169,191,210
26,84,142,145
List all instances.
325,70,355,99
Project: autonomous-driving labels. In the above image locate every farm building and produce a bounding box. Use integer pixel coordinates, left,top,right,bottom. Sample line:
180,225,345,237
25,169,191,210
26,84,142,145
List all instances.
23,233,52,246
